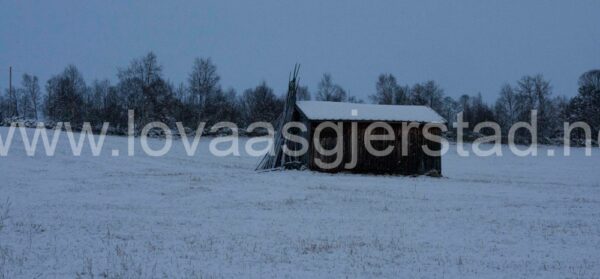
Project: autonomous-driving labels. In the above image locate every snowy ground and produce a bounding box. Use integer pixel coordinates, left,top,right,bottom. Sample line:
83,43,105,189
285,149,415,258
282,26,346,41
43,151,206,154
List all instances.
1,127,600,278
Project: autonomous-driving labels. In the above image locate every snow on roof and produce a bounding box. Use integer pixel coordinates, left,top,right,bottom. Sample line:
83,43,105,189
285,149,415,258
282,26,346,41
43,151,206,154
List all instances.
296,101,446,123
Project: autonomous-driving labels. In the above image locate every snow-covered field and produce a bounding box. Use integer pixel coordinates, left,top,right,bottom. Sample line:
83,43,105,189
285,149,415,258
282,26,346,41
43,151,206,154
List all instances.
1,127,599,278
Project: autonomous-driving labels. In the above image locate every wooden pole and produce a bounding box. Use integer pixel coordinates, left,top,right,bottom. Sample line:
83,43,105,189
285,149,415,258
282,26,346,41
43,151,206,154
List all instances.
256,64,301,170
9,66,14,116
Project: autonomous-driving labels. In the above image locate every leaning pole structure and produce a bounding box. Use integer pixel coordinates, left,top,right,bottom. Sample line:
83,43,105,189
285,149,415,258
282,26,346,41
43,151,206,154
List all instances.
256,64,301,171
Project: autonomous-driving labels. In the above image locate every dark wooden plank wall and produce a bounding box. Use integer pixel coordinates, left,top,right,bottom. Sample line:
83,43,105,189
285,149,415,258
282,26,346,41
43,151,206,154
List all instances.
305,121,442,175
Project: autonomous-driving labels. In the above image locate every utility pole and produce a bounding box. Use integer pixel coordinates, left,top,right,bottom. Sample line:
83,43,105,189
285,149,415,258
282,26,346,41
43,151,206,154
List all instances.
9,66,13,116
9,66,17,117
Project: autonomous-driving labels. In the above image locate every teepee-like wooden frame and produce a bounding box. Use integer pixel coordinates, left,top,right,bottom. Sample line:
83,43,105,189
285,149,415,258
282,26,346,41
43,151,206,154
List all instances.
256,64,301,171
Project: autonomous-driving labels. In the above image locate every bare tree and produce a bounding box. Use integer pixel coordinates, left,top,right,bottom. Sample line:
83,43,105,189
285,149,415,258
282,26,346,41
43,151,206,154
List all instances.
315,73,346,102
514,75,536,120
347,96,364,103
470,93,496,125
188,58,220,109
440,96,459,124
241,81,283,125
202,88,240,124
514,74,553,139
4,80,19,117
117,52,175,125
410,80,444,112
44,65,87,123
370,74,400,104
568,70,600,134
296,85,311,101
20,74,41,119
494,83,517,132
394,85,410,105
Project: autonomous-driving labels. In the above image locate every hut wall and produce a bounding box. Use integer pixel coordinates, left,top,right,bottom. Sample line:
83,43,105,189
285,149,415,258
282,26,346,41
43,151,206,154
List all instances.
306,121,442,175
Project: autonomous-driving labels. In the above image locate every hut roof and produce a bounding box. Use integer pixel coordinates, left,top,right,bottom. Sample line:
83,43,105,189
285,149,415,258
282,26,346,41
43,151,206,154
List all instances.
296,101,446,123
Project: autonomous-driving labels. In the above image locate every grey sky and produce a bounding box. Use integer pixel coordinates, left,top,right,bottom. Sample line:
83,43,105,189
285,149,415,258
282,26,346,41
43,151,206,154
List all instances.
1,0,599,102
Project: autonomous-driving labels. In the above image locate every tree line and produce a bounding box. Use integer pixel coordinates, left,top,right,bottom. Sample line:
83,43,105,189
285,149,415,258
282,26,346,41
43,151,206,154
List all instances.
1,53,280,132
0,53,367,132
368,71,600,143
1,52,599,142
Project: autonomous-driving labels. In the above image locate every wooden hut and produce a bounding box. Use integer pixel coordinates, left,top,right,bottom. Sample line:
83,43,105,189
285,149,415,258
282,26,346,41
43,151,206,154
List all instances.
289,101,446,175
256,67,446,175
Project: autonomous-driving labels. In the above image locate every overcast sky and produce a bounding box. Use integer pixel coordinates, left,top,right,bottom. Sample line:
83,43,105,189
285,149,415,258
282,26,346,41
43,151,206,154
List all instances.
1,0,599,102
